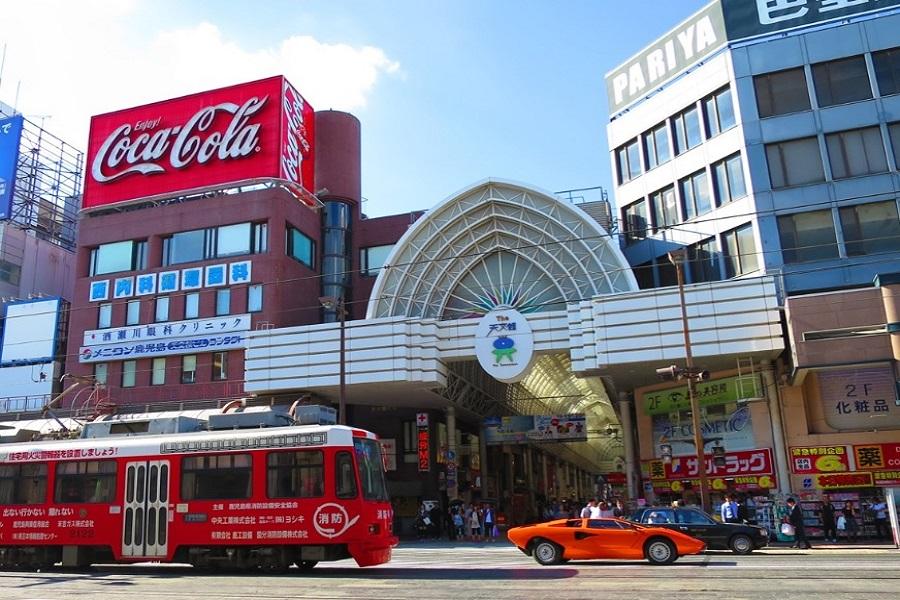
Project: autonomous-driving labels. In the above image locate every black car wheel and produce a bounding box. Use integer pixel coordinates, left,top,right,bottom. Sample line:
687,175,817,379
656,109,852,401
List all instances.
533,539,563,566
645,538,677,565
729,534,754,555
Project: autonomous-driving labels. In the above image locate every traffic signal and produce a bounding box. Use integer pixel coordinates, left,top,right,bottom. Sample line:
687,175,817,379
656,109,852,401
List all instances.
655,365,682,381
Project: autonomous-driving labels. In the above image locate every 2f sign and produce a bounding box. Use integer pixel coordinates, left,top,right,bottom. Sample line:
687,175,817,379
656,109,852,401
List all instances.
612,15,719,106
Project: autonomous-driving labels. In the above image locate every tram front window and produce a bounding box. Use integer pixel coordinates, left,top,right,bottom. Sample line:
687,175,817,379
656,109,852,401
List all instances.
354,438,389,501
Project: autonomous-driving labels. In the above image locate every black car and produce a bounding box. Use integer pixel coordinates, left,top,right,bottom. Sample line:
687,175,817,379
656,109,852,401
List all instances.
629,506,769,554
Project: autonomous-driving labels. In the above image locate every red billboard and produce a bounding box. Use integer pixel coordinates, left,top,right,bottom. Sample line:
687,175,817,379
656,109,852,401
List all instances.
83,76,315,211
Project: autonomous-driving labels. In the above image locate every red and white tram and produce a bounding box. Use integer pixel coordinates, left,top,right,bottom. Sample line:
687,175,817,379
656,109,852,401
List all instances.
0,407,397,570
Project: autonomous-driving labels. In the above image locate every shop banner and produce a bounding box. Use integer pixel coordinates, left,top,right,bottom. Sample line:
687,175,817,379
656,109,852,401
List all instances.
853,443,900,486
789,445,851,474
653,404,756,456
0,114,24,220
646,448,774,481
650,474,776,494
643,375,761,415
818,366,900,430
814,471,874,490
483,414,586,445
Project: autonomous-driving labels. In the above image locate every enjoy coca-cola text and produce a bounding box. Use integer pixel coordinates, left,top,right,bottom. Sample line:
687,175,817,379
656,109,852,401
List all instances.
91,96,268,183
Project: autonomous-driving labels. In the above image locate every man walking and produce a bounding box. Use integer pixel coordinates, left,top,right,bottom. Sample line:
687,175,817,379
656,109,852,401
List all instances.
820,495,837,543
871,499,889,540
787,498,812,549
720,494,740,523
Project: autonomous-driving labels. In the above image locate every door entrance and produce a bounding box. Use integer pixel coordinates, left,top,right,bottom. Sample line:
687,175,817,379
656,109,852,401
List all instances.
886,487,900,548
122,460,170,558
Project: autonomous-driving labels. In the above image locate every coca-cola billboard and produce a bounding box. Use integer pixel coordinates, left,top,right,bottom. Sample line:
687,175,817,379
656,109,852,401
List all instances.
83,76,315,211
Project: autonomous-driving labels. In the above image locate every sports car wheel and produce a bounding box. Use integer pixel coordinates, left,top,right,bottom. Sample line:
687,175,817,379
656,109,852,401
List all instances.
533,540,563,566
645,538,677,565
730,534,754,555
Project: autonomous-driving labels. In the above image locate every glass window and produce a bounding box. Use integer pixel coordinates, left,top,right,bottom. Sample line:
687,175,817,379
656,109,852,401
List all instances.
94,363,108,385
215,288,231,316
765,137,825,188
121,360,137,388
812,55,872,107
98,303,112,329
633,260,655,289
267,451,324,498
90,240,145,276
690,237,720,283
184,292,199,319
248,284,263,312
212,352,228,381
723,223,760,277
777,210,840,263
643,122,671,170
840,201,900,256
155,296,170,322
151,357,166,386
678,509,716,525
874,47,900,97
165,229,207,265
182,355,197,384
680,169,712,220
713,153,747,205
0,259,21,285
253,222,268,254
890,123,900,167
181,454,251,500
335,451,358,499
703,87,735,137
826,127,888,179
673,105,702,154
650,186,678,232
360,245,394,276
354,439,389,501
287,226,315,268
126,299,140,326
216,222,252,257
754,67,810,118
615,139,642,183
0,463,47,505
54,461,116,503
623,200,649,244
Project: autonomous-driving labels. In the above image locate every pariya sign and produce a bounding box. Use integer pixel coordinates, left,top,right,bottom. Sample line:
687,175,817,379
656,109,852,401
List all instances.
83,76,315,211
474,308,536,383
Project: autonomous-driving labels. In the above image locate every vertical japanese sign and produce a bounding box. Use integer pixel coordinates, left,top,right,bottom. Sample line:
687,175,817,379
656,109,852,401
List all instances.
0,114,24,220
416,412,430,472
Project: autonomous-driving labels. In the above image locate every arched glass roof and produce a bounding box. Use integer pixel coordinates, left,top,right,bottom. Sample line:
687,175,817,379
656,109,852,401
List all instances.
367,179,638,319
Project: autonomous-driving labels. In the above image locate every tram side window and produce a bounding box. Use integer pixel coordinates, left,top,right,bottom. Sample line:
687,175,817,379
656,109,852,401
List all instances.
267,450,324,498
181,453,252,500
0,463,48,504
353,438,389,501
55,460,117,503
335,451,358,499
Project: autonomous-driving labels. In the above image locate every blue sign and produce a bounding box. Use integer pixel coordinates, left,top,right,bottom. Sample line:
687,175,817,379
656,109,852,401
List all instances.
79,333,247,363
0,115,24,220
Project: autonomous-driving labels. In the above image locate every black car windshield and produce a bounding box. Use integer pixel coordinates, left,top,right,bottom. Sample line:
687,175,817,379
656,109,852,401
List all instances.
677,509,716,525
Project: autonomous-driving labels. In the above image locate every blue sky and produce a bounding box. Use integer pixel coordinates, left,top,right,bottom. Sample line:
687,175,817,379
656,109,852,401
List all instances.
0,0,709,216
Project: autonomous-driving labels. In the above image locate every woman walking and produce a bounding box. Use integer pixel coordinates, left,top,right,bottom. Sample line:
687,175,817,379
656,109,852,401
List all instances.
468,506,482,542
841,501,859,543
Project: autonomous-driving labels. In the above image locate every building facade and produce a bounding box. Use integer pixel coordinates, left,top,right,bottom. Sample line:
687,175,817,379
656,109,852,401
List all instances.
607,0,900,530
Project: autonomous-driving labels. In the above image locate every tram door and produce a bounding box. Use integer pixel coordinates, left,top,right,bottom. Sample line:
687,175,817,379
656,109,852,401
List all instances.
122,460,171,557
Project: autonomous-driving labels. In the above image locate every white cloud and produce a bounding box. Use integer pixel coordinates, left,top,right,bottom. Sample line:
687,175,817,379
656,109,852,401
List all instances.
0,1,399,151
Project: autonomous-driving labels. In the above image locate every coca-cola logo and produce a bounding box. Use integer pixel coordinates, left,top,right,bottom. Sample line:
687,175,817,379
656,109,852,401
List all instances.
280,84,309,184
91,96,268,184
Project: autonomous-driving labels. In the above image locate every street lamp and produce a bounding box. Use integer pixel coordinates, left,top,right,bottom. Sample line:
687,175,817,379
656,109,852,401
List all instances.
319,295,347,425
667,248,710,513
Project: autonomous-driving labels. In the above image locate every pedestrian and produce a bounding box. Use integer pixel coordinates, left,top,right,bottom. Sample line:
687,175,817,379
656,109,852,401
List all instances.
613,500,626,518
786,498,811,549
871,499,889,540
598,501,615,518
820,495,837,543
581,498,596,518
720,494,740,524
483,503,496,541
842,501,859,543
468,505,482,541
452,508,464,540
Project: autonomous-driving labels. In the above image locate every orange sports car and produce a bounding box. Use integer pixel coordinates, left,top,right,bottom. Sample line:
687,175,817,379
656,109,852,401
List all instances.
507,517,706,565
